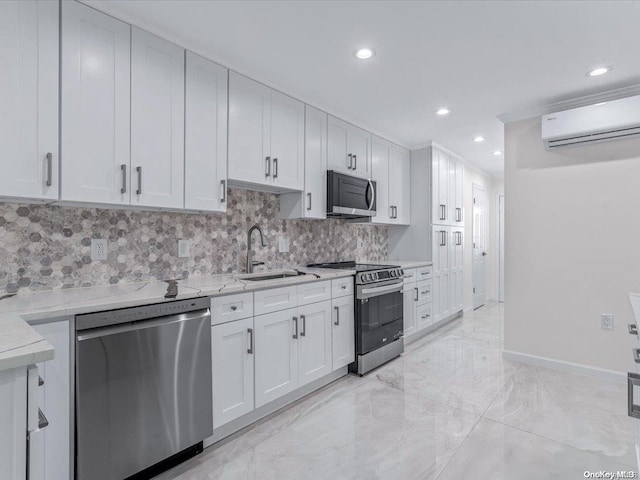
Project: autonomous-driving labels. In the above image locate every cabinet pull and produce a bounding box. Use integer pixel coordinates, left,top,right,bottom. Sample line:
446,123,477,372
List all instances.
136,166,142,195
348,153,353,169
341,284,347,290
634,348,640,364
629,324,638,336
439,204,446,221
456,207,462,222
273,158,278,179
220,179,226,203
230,305,237,311
353,154,357,170
300,315,306,336
120,164,127,194
421,271,429,276
45,152,53,187
38,409,49,429
247,328,253,354
439,231,445,247
292,316,298,339
334,306,340,325
629,372,640,419
421,314,430,319
265,156,271,177
421,290,430,295
414,287,419,302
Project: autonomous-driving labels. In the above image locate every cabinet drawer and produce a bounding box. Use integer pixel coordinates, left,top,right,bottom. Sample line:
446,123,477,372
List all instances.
297,280,331,306
416,303,433,331
331,277,354,298
416,279,433,305
211,293,254,325
402,268,417,284
416,266,432,280
254,286,298,315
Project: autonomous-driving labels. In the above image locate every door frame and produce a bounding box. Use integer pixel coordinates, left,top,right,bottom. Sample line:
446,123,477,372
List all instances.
498,194,505,302
472,183,487,310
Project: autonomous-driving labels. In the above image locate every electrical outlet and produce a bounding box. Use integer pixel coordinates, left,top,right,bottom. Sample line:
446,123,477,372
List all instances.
178,239,191,258
91,239,108,261
601,313,614,330
357,237,363,249
278,237,290,253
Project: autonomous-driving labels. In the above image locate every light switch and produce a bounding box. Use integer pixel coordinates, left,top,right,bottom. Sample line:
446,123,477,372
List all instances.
278,237,290,253
178,239,191,258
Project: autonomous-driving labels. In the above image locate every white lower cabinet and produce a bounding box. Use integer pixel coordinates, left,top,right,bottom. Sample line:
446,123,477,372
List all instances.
331,295,355,370
298,301,333,386
254,307,299,408
416,303,433,331
402,286,417,338
402,267,434,340
211,317,254,429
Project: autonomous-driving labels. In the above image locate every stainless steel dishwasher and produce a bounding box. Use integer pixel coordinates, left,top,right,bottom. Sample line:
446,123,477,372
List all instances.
75,298,212,480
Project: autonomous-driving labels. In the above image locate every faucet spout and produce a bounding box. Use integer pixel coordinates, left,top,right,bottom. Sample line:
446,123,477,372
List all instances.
246,225,267,273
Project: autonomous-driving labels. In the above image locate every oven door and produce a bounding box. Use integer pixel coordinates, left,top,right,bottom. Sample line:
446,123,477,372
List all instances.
327,170,376,218
356,283,404,355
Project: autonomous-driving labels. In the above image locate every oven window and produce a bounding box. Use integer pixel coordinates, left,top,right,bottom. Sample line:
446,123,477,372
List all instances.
357,290,403,354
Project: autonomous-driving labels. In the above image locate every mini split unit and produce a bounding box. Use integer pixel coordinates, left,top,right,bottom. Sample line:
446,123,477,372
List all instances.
541,94,640,149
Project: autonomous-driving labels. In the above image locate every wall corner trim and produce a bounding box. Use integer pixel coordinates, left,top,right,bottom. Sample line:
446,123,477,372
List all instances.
502,349,626,384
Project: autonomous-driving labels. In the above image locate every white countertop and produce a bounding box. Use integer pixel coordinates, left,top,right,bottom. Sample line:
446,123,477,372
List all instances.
0,266,354,372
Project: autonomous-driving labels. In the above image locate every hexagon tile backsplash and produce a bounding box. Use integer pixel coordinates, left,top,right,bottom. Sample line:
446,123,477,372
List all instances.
0,189,388,294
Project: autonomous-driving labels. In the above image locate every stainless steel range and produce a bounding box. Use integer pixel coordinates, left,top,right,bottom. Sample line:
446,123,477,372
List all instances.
308,261,405,375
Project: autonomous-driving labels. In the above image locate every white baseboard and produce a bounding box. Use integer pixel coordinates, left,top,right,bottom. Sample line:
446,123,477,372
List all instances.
502,350,626,384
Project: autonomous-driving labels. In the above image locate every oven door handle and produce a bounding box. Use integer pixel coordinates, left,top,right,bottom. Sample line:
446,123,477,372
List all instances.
360,283,403,297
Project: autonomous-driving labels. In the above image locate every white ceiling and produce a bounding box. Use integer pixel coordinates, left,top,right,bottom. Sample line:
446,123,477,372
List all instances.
86,0,640,175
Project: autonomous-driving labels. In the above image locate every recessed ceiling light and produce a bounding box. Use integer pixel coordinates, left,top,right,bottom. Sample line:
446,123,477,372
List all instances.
436,108,450,116
354,48,374,60
474,136,485,143
587,66,612,77
493,150,502,156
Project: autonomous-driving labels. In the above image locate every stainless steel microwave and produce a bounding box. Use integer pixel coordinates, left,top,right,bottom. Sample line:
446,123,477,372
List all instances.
326,171,376,219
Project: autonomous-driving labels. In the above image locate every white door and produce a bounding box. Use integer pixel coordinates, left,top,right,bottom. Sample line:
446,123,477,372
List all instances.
269,90,304,190
331,296,355,370
327,116,350,173
371,137,391,223
130,28,184,209
61,1,131,204
298,301,332,386
348,124,371,178
0,0,58,201
211,318,254,429
303,106,327,219
402,285,417,338
499,195,505,302
228,72,270,186
390,145,411,225
254,308,299,407
185,52,228,212
472,184,488,309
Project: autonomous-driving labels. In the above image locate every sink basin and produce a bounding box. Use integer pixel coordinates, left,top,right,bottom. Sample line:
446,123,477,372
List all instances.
238,271,305,282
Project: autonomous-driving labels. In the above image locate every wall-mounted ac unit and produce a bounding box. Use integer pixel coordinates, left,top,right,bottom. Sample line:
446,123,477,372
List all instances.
541,95,640,149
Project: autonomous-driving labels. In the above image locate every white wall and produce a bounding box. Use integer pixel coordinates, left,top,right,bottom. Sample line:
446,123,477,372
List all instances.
504,117,639,374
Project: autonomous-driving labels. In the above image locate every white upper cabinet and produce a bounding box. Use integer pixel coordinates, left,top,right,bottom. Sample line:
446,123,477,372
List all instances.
371,137,410,225
327,116,371,178
228,72,304,192
432,147,464,226
185,52,228,212
0,0,58,202
449,158,464,225
280,105,328,220
61,1,131,205
131,28,185,209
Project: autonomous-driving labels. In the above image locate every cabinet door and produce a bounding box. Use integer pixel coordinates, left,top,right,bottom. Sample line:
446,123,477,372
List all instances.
371,137,391,223
298,301,332,387
347,124,372,178
304,106,327,218
416,303,433,331
450,270,464,314
439,270,451,320
402,286,417,338
454,160,464,225
331,295,355,370
32,320,71,480
432,148,449,224
327,115,350,172
0,0,58,201
228,72,270,186
211,318,254,429
432,275,441,322
270,90,304,190
131,28,184,209
254,308,299,407
389,144,411,225
185,52,228,212
61,1,131,204
432,227,450,276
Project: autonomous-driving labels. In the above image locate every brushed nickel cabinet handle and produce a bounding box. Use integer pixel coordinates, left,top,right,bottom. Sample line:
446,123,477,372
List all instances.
292,316,298,339
628,372,640,419
414,287,419,302
300,315,306,337
307,192,312,211
273,158,278,179
421,314,430,319
348,153,353,169
265,156,271,177
45,152,53,187
353,154,357,170
136,166,142,195
334,306,340,325
634,348,640,364
629,324,638,336
221,179,226,203
247,328,253,354
120,164,127,193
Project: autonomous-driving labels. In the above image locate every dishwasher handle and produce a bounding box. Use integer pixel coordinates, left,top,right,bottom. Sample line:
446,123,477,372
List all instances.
77,308,210,342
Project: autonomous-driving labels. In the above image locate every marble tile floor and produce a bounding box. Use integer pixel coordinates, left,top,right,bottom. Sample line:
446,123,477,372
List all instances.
157,303,635,480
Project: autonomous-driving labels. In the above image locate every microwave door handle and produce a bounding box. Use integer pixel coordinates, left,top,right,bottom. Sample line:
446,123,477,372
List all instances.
367,180,375,211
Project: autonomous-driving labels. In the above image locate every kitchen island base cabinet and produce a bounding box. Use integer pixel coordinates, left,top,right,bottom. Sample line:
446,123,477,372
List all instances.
331,295,355,370
211,317,254,429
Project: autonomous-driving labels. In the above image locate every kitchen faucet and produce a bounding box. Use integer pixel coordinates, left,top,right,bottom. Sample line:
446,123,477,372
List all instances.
246,225,267,273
